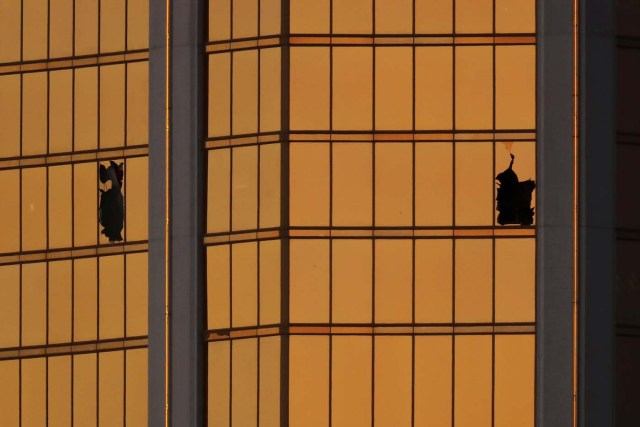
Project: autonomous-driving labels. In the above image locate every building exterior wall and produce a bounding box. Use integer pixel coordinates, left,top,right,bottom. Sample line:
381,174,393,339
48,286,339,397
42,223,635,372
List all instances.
0,0,150,425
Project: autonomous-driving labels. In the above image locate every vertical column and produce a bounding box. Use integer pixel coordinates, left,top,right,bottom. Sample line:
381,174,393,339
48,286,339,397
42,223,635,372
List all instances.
150,0,206,425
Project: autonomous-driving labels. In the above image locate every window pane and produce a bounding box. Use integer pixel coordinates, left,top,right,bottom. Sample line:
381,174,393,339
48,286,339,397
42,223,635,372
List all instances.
455,142,493,226
22,167,47,251
375,143,412,226
455,47,493,130
290,0,329,33
416,47,453,130
291,47,330,130
99,352,124,427
290,336,329,427
209,0,231,41
495,142,536,225
208,53,231,137
375,0,412,33
75,0,98,55
495,239,535,322
126,349,148,426
496,46,535,130
415,239,452,323
23,0,48,60
375,240,412,323
74,162,98,247
0,170,20,253
233,0,258,39
127,61,149,146
260,48,281,133
232,242,258,327
259,336,280,426
416,0,453,34
207,245,230,330
74,258,98,341
207,149,231,233
375,47,413,130
333,48,373,130
260,143,280,229
232,339,258,426
232,146,258,231
49,70,73,154
259,240,281,325
0,75,20,158
99,255,124,339
48,356,72,427
22,72,47,156
333,143,372,226
455,335,492,427
455,239,492,323
126,253,148,337
290,143,330,226
415,142,453,226
0,265,20,348
208,341,230,427
333,0,372,34
455,0,492,33
0,0,21,63
49,0,73,58
75,67,99,151
127,0,149,50
126,156,149,241
260,0,281,36
49,165,73,249
495,335,535,427
0,360,19,427
233,50,258,135
496,0,535,33
100,0,125,53
332,240,372,323
74,354,97,427
415,336,452,426
374,336,412,427
22,263,47,347
21,357,46,427
100,64,125,149
332,336,372,427
290,239,329,323
49,260,72,344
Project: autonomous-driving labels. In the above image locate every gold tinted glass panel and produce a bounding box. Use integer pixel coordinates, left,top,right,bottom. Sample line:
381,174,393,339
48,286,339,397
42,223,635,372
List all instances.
74,162,98,247
209,0,230,41
49,165,73,248
416,0,453,33
0,75,21,158
101,0,126,53
75,67,99,151
260,48,281,133
375,47,412,130
0,266,20,348
23,0,48,61
333,48,373,131
374,336,412,426
207,245,231,330
416,47,453,130
290,239,329,323
0,360,19,427
208,53,231,137
260,0,281,36
207,149,231,233
259,336,280,426
415,142,453,225
415,336,453,426
75,0,99,55
332,240,372,323
99,255,125,339
375,0,412,34
128,0,150,50
232,242,258,327
0,0,21,63
259,240,281,325
208,341,231,427
496,0,535,33
290,0,329,34
332,336,372,427
375,240,412,323
455,335,492,427
232,50,258,135
99,351,125,426
233,0,258,39
232,146,258,231
333,0,372,34
455,47,493,130
259,143,281,229
290,336,329,427
375,143,412,226
290,47,330,130
455,239,492,323
127,62,150,146
231,339,258,426
126,156,149,240
455,0,493,33
290,143,330,226
49,356,72,427
22,262,47,346
49,261,72,344
0,170,20,253
126,253,149,337
21,357,46,427
456,142,493,226
49,70,74,154
126,349,149,426
100,65,126,149
495,335,535,427
22,167,47,251
333,143,372,226
415,239,453,323
496,46,535,129
496,238,535,322
73,354,97,427
74,258,98,341
22,72,47,156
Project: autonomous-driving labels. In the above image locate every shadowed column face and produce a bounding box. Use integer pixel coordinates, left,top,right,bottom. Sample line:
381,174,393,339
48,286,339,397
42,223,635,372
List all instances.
204,1,537,427
0,0,150,424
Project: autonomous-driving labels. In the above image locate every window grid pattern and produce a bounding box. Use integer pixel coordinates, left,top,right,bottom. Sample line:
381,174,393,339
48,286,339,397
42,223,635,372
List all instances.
0,0,149,425
206,0,536,426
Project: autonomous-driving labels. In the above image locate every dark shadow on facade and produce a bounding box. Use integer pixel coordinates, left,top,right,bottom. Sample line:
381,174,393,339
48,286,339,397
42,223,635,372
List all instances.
496,154,536,226
99,161,124,242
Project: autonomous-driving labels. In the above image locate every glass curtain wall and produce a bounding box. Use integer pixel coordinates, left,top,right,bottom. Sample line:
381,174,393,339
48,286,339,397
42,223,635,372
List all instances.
0,0,149,425
206,0,536,426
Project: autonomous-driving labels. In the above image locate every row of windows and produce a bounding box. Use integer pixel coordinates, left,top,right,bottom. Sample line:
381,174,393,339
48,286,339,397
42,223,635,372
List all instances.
207,237,534,330
0,349,147,427
0,0,149,63
0,62,149,159
0,158,148,254
0,254,148,349
208,0,535,42
208,334,534,427
207,141,535,232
